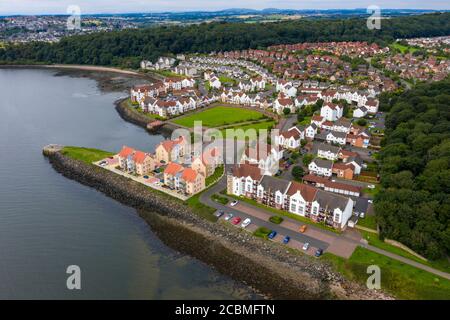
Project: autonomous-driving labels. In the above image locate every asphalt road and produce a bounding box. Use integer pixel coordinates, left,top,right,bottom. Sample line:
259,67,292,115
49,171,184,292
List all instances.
201,174,329,250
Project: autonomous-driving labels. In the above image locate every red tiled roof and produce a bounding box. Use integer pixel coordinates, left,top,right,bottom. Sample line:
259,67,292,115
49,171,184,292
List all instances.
232,163,262,181
181,168,198,183
286,181,318,202
133,151,148,164
164,162,184,175
324,180,361,193
118,146,134,158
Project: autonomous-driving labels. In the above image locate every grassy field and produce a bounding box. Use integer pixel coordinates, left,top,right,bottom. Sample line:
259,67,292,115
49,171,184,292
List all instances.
61,146,114,164
206,120,276,140
391,42,419,54
186,192,218,223
323,247,450,300
173,106,266,128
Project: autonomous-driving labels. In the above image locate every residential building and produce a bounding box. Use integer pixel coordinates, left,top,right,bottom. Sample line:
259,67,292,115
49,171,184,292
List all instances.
308,158,333,177
155,136,187,164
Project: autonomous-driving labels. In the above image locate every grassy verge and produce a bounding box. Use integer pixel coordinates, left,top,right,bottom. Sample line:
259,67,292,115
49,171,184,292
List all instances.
269,216,284,224
185,191,218,223
323,247,450,300
357,214,377,230
362,184,381,197
227,194,340,234
206,165,224,187
360,231,450,274
61,146,114,164
211,194,229,205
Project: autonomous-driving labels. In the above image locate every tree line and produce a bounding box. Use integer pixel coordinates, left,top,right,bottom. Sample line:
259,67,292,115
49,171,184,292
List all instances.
1,12,450,68
375,78,450,260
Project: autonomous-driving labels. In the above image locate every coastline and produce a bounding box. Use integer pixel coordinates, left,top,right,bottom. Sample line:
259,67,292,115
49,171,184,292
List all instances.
42,147,393,300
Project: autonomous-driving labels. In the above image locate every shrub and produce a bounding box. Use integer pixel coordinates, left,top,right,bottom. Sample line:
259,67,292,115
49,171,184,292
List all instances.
269,216,284,224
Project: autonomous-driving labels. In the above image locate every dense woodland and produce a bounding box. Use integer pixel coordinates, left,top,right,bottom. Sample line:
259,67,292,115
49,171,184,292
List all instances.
1,12,450,68
376,78,450,260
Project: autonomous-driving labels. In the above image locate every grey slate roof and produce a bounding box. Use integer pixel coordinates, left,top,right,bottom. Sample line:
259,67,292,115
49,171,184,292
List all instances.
315,189,350,211
312,158,333,169
317,142,341,154
259,175,291,193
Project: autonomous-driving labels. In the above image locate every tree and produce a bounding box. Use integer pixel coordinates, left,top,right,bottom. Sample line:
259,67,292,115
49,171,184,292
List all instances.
292,166,305,181
357,118,368,126
302,154,314,167
283,108,291,115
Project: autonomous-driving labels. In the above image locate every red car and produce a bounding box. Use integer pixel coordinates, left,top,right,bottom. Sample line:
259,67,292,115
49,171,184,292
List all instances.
231,217,242,225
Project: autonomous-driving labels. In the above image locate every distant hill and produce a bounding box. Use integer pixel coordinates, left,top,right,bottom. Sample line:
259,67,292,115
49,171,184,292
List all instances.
1,12,450,68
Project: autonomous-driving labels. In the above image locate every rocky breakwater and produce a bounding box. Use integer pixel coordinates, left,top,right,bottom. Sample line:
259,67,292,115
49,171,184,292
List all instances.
43,148,393,300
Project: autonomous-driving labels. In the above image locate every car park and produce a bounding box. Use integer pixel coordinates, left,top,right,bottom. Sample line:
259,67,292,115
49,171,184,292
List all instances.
215,210,224,218
268,231,277,239
224,213,233,221
283,236,290,244
231,217,242,225
302,242,310,251
241,218,251,228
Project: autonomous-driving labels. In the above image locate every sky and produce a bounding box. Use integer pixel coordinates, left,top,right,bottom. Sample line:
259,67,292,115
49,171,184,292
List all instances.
1,0,450,15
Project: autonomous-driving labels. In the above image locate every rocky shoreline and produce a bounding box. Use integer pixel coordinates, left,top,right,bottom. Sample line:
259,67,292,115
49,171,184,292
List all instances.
115,98,177,135
43,148,393,300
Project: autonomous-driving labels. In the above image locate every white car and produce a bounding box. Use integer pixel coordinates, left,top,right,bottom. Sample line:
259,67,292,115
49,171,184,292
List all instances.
230,200,239,207
368,199,373,204
241,218,251,228
368,184,376,189
302,242,310,251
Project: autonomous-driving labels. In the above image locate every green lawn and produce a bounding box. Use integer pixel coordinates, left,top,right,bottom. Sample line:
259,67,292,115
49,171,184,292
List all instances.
391,42,419,54
173,106,266,128
186,191,218,223
61,146,114,164
206,120,276,140
323,247,450,300
211,194,229,205
124,99,165,120
360,231,450,274
357,214,377,230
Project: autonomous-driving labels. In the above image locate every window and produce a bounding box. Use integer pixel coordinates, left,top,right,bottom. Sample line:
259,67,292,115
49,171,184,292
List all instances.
276,195,281,204
290,204,296,212
334,213,340,222
299,206,304,214
257,190,263,198
312,206,318,215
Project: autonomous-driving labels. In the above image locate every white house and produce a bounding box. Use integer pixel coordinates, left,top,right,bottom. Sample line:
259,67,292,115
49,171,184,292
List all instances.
353,106,368,118
326,131,347,145
274,126,304,150
305,123,318,139
227,163,263,198
317,143,341,161
308,158,333,177
241,143,283,176
320,103,343,121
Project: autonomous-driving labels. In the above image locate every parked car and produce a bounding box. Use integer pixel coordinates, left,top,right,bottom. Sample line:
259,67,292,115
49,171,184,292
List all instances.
283,236,290,244
315,248,323,257
231,217,242,225
368,184,376,189
241,218,251,228
368,199,373,204
215,210,224,218
143,175,149,179
224,213,233,221
230,200,239,207
268,231,277,239
299,225,307,233
302,242,310,251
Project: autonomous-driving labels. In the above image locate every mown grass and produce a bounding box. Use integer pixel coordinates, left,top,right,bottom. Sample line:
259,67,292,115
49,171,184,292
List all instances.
323,247,450,300
211,194,229,205
357,214,377,230
61,146,114,164
173,106,266,128
360,231,450,274
254,227,272,239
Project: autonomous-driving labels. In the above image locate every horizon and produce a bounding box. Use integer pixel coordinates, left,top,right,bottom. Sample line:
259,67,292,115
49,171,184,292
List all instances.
1,0,450,16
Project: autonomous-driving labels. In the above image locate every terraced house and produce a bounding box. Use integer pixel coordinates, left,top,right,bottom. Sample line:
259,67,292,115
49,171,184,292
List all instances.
117,146,156,175
227,166,354,230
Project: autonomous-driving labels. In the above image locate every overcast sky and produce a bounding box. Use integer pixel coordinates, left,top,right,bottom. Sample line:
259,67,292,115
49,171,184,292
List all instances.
1,0,449,15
